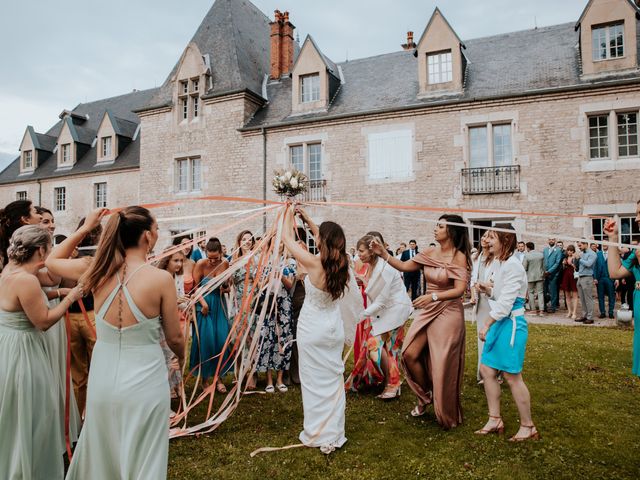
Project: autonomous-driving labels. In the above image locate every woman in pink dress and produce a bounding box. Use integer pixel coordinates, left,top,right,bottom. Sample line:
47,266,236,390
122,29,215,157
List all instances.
560,244,579,319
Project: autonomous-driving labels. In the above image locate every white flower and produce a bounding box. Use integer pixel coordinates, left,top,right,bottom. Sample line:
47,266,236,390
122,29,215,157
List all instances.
290,177,298,188
285,171,292,180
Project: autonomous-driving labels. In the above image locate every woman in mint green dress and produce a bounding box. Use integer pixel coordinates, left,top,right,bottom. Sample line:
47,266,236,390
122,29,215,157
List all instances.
0,225,83,480
46,207,185,480
605,206,640,376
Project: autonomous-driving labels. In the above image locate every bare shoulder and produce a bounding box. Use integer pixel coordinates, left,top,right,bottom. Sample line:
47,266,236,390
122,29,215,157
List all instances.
14,271,41,289
452,250,469,268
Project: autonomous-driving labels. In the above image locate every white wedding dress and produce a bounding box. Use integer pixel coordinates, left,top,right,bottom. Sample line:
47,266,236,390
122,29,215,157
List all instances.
297,276,348,453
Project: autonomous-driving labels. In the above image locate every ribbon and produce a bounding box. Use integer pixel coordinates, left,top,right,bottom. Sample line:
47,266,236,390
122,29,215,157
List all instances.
64,311,73,461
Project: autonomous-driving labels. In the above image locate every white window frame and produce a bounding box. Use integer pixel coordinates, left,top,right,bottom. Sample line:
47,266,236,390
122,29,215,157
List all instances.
16,191,28,201
23,150,33,170
617,112,638,158
468,123,513,168
300,74,320,103
54,187,66,212
367,129,413,181
61,144,71,164
101,136,112,158
588,114,609,159
288,142,322,181
175,157,202,193
94,182,107,208
592,23,624,61
592,216,639,244
427,51,452,84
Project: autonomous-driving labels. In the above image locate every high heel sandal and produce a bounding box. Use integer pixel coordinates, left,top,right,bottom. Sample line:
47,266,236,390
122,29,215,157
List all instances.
508,424,540,442
216,382,227,394
474,415,505,435
377,385,401,400
410,400,427,417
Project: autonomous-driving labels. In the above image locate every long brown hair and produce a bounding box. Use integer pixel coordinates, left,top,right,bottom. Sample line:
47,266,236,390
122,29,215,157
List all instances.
318,221,349,301
157,248,185,275
439,214,472,269
492,223,518,261
233,229,254,261
0,200,33,266
80,206,154,292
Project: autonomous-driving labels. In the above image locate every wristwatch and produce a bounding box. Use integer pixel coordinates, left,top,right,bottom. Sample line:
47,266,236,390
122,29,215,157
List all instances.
431,292,438,302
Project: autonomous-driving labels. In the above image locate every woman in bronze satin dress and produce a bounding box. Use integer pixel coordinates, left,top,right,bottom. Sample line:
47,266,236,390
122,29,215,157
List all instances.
371,215,471,429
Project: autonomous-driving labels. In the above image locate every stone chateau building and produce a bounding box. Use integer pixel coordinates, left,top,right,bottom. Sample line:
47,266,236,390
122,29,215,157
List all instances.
1,0,640,249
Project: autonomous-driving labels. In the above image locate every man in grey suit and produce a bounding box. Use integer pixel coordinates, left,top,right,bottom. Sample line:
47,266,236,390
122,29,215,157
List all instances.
523,242,545,316
543,238,563,313
574,241,597,324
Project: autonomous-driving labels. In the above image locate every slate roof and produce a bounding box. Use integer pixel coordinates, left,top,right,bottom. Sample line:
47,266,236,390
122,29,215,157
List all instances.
0,88,157,184
143,0,272,110
244,22,640,129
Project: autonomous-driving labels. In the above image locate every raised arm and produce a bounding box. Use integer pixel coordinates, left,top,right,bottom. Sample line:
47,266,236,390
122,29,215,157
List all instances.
295,206,319,242
369,238,421,273
158,271,185,365
19,274,84,331
46,208,107,281
604,218,632,280
281,206,317,272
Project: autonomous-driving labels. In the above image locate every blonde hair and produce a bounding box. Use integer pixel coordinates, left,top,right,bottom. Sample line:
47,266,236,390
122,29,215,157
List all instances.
7,225,51,264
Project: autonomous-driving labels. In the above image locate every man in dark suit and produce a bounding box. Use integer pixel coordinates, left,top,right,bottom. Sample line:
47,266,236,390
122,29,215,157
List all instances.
401,240,421,300
543,237,563,313
593,244,615,319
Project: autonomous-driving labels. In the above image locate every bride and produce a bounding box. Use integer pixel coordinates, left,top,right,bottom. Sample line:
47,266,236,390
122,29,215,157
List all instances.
280,205,357,454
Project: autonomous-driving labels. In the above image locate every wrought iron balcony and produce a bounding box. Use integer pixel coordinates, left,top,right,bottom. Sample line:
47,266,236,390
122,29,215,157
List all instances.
461,165,520,195
304,179,327,202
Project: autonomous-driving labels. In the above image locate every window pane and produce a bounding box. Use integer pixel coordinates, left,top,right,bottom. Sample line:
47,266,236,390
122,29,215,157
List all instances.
493,124,512,166
368,130,412,180
54,187,66,211
469,126,488,168
301,74,320,103
427,51,452,84
182,98,188,120
618,112,638,158
94,182,107,208
193,97,199,118
308,144,322,181
191,158,201,191
588,115,609,159
290,145,304,171
176,159,188,192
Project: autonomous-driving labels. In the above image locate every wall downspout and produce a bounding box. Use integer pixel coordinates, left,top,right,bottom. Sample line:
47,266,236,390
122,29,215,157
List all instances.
262,127,267,232
37,179,42,206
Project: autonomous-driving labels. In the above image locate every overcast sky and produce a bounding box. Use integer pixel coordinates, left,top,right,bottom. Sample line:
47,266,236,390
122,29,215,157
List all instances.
0,0,585,167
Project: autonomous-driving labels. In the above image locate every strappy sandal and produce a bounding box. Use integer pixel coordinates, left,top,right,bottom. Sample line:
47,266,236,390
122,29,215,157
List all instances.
377,385,401,400
265,385,275,393
410,403,427,417
276,383,288,393
216,382,227,394
508,424,540,442
474,415,505,435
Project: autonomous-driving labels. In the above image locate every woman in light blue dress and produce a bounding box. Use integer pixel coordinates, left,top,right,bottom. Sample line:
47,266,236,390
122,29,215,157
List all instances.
605,205,640,376
0,225,83,480
476,225,539,442
46,207,185,480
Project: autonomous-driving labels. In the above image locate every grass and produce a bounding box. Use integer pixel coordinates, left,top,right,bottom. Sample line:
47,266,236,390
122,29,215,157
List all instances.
168,324,640,480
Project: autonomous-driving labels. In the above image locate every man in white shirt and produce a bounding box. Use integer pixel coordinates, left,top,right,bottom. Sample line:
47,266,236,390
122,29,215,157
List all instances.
514,241,526,263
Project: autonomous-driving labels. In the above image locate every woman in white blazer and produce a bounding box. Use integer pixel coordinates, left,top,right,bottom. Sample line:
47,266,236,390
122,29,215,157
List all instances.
475,225,539,442
357,234,413,399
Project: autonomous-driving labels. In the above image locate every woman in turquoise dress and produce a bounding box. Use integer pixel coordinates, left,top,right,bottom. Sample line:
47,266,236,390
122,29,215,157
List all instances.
46,207,185,480
0,225,83,480
192,237,232,392
476,225,540,442
605,205,640,376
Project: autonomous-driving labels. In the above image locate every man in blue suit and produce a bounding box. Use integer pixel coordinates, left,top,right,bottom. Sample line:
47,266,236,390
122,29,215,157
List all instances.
543,237,563,313
593,244,616,319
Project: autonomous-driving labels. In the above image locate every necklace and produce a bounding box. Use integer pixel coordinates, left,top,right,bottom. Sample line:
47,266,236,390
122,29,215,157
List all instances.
117,262,128,331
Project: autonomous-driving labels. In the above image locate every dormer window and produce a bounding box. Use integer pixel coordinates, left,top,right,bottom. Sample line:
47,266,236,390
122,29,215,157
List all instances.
592,23,624,61
300,74,320,103
427,51,453,84
61,144,71,164
180,81,188,95
101,136,112,158
23,150,33,169
192,78,199,92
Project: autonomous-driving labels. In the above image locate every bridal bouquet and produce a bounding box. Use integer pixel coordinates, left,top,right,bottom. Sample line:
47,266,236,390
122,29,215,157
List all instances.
272,169,308,198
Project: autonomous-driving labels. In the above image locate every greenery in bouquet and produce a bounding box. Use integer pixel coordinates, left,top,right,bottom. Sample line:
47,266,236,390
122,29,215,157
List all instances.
272,169,308,198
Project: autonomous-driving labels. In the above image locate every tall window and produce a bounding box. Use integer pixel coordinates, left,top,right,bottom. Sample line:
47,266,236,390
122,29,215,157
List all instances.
192,97,199,118
94,182,107,208
101,136,112,158
16,191,27,201
192,78,199,93
469,124,513,167
61,144,71,164
589,115,609,159
592,23,624,61
54,187,66,212
288,143,323,180
592,216,640,245
427,51,453,84
190,77,200,118
300,74,320,103
618,112,638,158
175,157,202,193
23,150,33,169
368,130,413,180
181,98,188,120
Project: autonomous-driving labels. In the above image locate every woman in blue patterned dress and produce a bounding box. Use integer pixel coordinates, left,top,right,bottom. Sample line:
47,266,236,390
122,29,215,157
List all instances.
475,224,539,442
605,202,640,376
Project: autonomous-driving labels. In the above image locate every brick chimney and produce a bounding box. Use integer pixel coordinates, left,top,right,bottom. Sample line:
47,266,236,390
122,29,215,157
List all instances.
270,10,296,79
401,31,416,50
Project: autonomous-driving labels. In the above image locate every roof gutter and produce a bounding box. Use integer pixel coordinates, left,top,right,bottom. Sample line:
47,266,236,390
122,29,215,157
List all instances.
239,76,640,132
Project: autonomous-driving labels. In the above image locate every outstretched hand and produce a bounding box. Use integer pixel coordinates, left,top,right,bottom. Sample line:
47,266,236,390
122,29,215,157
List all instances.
369,238,386,258
603,217,618,239
81,208,108,233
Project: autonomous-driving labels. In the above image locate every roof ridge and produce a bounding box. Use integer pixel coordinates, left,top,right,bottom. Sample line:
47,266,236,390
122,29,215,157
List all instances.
463,21,575,43
72,86,158,110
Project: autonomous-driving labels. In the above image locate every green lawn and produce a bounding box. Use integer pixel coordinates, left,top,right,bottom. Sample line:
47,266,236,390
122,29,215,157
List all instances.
168,324,639,480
